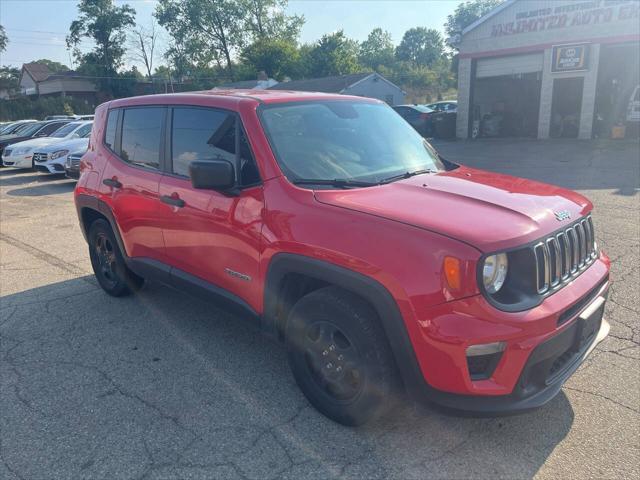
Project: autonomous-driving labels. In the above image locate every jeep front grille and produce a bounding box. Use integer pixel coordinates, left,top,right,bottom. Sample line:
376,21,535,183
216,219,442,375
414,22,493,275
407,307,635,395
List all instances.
533,216,597,294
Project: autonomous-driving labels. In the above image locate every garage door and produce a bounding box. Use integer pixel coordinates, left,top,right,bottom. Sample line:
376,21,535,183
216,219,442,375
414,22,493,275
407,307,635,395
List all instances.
476,53,544,78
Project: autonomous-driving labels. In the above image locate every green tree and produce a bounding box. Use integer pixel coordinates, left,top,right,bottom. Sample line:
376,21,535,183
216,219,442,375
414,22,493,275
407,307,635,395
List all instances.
0,66,20,93
241,0,304,41
156,0,246,74
241,38,301,80
0,25,7,53
305,30,360,77
67,0,136,74
358,28,395,71
444,0,504,49
33,59,70,73
163,41,195,81
395,27,444,68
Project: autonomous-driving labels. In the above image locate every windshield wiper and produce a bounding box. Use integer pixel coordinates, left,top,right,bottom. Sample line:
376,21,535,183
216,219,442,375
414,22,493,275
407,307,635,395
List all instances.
379,168,436,184
292,178,379,189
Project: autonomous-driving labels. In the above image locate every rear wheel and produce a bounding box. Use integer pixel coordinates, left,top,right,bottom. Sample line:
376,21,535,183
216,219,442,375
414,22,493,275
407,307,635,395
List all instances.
88,219,143,296
286,286,398,426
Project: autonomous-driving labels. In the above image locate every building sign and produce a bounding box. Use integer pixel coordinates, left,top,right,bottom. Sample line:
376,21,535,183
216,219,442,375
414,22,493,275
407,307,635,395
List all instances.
491,0,639,37
552,44,590,72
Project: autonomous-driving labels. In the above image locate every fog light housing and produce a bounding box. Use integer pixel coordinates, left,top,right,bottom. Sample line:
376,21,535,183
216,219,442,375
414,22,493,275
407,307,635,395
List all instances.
466,342,506,380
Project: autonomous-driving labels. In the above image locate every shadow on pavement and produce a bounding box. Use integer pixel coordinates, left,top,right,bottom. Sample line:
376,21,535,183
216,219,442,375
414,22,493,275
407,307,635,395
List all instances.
6,178,75,196
0,170,44,187
0,276,574,479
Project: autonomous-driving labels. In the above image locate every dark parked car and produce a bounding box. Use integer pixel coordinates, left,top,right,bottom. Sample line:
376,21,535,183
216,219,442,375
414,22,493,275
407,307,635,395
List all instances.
64,150,85,179
0,120,71,161
392,105,434,137
425,101,457,113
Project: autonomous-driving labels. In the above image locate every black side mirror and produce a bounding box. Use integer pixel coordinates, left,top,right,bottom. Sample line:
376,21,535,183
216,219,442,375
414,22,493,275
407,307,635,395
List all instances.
189,160,236,192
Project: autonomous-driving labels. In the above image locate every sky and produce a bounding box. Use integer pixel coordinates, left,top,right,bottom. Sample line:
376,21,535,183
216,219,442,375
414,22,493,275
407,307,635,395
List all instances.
0,0,457,70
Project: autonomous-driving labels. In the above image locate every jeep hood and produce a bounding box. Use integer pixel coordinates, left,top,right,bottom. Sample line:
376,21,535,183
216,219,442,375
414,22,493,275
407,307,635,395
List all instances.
313,166,592,252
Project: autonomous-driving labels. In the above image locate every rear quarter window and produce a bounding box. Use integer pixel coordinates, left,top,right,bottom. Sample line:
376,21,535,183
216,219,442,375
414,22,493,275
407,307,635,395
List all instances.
104,111,118,150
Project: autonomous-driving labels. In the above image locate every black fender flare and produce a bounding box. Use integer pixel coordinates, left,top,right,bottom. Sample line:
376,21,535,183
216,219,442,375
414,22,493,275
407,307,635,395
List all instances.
76,194,172,284
263,253,427,394
75,194,126,254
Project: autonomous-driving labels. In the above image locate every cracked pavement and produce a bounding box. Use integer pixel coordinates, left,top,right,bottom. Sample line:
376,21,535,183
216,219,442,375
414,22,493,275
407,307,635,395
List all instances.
1,138,639,479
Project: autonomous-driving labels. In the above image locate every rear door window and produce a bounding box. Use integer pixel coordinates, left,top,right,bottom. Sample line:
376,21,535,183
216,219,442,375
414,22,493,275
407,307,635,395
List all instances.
120,107,163,170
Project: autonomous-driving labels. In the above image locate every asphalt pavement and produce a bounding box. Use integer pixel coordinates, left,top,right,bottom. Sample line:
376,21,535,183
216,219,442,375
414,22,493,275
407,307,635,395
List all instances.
1,137,638,479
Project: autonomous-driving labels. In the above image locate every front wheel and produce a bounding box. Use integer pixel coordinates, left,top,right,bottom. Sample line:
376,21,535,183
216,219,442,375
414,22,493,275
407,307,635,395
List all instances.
88,219,143,297
286,286,399,426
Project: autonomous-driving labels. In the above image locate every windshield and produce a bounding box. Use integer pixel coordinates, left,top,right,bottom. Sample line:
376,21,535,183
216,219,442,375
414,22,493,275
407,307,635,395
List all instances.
260,101,444,185
15,122,44,136
50,122,79,138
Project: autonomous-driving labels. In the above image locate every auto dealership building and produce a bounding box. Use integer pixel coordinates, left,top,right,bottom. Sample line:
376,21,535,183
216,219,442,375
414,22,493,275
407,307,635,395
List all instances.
456,0,640,139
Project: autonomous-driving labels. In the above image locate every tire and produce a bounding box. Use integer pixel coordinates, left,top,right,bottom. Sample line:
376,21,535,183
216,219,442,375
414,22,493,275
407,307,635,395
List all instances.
88,219,144,297
286,286,399,426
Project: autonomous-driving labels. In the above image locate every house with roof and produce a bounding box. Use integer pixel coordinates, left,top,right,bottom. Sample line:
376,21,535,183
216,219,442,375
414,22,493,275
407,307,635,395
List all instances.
19,62,97,100
269,72,405,105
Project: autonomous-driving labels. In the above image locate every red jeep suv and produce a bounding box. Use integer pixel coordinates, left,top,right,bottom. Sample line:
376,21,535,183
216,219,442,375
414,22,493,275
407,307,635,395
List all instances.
75,91,610,425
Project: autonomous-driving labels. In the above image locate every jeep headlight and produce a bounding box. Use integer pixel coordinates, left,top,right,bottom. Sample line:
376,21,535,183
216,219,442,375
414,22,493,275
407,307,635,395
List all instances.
50,150,69,160
483,253,508,294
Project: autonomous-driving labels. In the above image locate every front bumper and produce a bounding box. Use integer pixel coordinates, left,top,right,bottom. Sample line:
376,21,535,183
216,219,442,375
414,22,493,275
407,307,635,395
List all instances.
2,154,33,168
65,166,80,179
34,160,66,174
424,291,608,415
404,254,610,414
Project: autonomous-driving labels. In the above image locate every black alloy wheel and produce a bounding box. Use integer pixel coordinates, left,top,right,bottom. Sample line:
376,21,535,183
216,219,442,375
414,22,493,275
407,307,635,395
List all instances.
303,320,364,402
286,286,399,426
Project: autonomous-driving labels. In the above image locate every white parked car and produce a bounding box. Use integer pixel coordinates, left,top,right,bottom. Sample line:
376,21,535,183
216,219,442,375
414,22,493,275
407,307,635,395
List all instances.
33,136,90,174
2,121,92,169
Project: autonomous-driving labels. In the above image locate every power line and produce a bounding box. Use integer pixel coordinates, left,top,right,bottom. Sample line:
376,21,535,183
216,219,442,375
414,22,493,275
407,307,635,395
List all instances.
5,28,69,35
8,35,93,45
5,41,72,47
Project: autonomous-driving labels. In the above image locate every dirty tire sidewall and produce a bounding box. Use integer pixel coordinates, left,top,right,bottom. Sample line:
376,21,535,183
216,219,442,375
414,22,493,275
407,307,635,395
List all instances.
88,219,142,297
286,286,398,426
